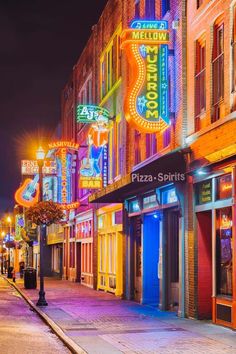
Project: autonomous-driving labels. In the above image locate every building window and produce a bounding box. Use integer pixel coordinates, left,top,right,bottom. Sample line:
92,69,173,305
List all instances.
197,0,203,9
69,242,75,268
145,0,155,19
212,20,224,123
162,0,170,17
146,133,157,158
216,207,232,297
163,127,171,148
135,130,141,165
135,0,140,18
100,25,122,100
195,38,206,131
232,6,236,96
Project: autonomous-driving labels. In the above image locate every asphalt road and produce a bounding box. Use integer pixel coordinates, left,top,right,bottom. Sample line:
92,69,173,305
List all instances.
0,277,70,354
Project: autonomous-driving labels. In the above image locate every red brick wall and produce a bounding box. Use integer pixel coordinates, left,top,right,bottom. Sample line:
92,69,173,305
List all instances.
187,0,236,319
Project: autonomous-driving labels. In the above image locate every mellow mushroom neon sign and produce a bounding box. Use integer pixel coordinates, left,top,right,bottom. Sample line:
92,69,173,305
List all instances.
120,20,170,133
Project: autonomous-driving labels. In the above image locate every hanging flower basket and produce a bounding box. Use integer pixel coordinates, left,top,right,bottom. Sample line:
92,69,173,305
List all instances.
5,241,16,249
25,201,64,226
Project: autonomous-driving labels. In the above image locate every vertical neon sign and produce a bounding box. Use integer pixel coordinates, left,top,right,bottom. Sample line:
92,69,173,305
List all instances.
120,20,170,133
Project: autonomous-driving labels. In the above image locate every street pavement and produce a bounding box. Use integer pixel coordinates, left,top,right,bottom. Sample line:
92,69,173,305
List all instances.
6,276,236,354
0,277,70,354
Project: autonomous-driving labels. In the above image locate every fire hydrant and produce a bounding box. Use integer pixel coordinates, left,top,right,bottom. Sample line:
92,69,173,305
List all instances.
12,269,16,283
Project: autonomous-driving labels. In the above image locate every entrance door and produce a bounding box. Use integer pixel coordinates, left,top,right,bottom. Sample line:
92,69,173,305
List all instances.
197,211,212,319
76,242,81,282
143,214,160,305
134,216,142,302
166,210,179,311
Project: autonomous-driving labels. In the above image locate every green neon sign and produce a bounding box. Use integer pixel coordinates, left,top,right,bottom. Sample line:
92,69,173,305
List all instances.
76,105,109,123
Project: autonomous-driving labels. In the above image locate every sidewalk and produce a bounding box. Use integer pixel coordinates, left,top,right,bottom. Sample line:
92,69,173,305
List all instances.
8,276,236,354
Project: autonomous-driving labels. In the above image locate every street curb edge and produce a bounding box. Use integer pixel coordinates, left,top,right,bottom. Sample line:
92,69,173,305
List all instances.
2,277,87,354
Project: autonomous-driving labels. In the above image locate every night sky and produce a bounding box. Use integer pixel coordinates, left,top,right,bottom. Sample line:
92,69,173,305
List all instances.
0,0,108,214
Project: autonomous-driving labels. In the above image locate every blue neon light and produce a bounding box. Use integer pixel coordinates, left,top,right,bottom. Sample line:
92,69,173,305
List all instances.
130,20,168,30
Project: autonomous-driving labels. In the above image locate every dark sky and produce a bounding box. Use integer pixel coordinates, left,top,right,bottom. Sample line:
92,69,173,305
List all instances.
0,0,108,213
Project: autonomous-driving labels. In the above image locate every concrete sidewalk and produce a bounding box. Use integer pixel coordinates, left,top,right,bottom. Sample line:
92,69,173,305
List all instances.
8,276,236,354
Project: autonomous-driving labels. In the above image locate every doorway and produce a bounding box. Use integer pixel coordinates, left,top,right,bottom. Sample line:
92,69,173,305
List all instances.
142,213,160,305
165,210,179,311
76,242,81,282
196,210,212,319
133,216,142,302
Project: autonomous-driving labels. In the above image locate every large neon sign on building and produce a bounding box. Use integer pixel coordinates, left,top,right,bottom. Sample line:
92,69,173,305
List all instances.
78,107,109,189
121,20,170,133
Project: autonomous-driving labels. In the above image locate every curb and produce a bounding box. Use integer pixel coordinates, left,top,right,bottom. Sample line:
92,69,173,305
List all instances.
2,277,87,354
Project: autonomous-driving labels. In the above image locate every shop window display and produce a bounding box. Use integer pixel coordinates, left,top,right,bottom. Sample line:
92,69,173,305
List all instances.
216,207,232,297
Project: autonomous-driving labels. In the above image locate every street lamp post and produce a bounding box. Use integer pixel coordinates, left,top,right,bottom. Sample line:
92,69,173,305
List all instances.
36,146,48,306
1,231,5,274
6,216,12,277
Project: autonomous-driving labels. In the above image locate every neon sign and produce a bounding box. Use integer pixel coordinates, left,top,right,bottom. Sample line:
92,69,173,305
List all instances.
15,175,39,208
15,214,25,241
60,202,80,210
57,148,73,204
49,141,79,150
76,105,109,124
120,20,170,133
21,160,57,175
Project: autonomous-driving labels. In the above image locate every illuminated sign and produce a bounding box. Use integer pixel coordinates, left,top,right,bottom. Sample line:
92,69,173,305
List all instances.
79,122,109,189
76,105,109,124
43,176,57,202
15,214,25,241
120,20,169,133
197,180,212,205
56,148,72,204
48,141,79,150
15,174,39,208
216,174,232,200
21,160,57,175
60,202,80,210
21,160,38,175
48,141,78,206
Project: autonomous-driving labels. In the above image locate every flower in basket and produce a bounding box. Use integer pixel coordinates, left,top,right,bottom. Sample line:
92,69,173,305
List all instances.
25,201,64,226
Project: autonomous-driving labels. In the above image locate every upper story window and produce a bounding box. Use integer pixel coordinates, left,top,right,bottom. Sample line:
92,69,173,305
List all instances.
78,74,93,105
212,19,224,123
195,37,206,131
232,6,236,95
145,0,155,19
100,25,122,101
197,0,204,9
135,0,140,18
161,0,170,17
135,130,141,165
146,133,157,158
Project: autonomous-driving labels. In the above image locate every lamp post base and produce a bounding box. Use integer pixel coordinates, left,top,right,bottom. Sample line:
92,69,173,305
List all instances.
36,291,48,306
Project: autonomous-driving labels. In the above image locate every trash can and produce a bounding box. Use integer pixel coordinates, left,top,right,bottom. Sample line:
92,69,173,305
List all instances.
7,266,13,279
24,268,37,289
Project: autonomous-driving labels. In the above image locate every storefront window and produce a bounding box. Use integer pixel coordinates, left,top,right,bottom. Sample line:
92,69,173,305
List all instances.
196,179,212,204
143,194,158,209
216,207,233,297
161,187,178,204
216,174,232,200
129,199,140,213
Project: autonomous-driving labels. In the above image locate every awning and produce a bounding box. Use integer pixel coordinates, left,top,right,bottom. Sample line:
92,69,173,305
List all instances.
89,148,187,204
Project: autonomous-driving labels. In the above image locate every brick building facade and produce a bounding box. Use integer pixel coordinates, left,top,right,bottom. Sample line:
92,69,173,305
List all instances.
186,0,236,329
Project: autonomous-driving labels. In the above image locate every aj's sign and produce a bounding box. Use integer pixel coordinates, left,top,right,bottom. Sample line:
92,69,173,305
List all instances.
120,20,170,133
77,105,109,124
